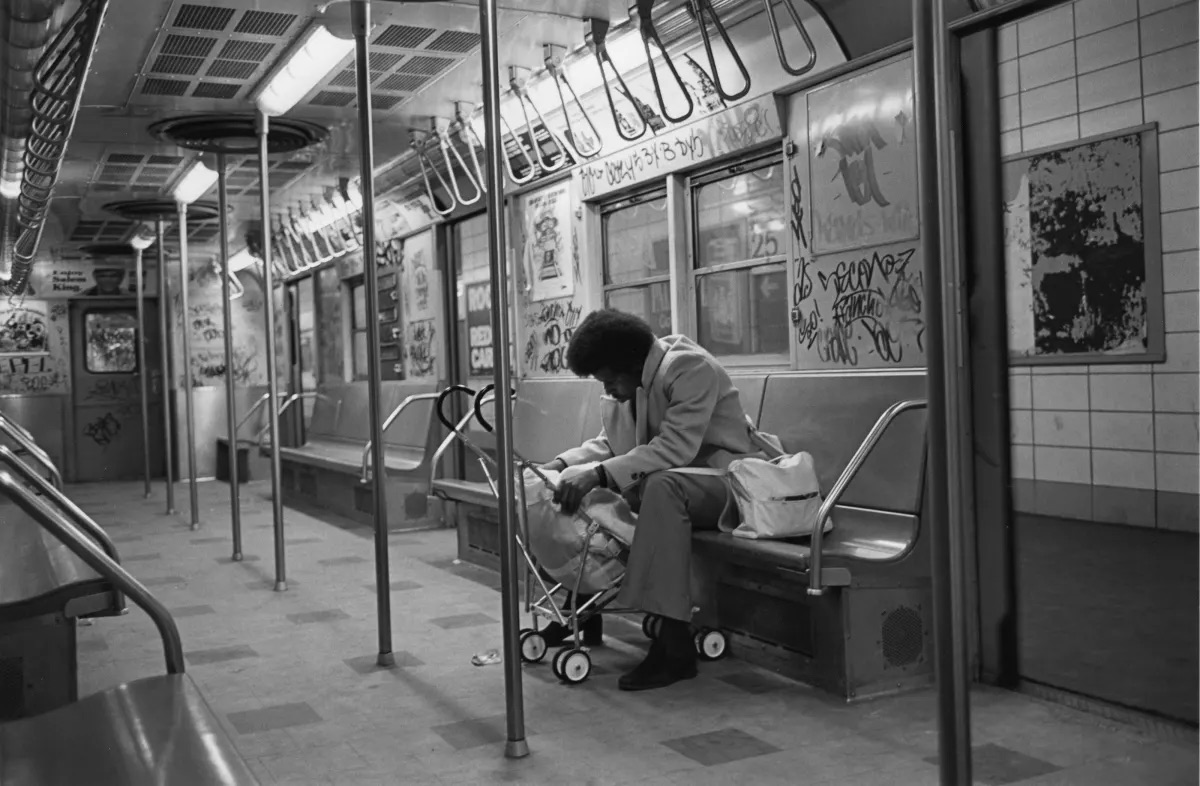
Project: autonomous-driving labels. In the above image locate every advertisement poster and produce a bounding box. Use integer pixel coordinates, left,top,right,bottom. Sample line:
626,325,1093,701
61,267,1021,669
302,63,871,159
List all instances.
521,181,574,303
0,300,51,356
26,261,158,298
400,230,435,323
0,300,68,394
807,56,919,255
466,280,494,377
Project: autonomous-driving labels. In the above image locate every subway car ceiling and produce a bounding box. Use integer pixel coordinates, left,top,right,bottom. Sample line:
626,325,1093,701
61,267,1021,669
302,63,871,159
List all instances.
0,0,979,279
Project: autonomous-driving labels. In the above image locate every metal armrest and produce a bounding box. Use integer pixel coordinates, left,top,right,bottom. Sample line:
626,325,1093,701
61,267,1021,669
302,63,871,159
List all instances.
359,392,441,482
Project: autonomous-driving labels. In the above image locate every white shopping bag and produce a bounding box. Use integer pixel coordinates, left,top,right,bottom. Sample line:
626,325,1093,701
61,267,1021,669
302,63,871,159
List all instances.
717,451,829,540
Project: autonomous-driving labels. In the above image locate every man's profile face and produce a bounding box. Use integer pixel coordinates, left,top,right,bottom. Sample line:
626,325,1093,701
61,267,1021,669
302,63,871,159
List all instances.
594,368,639,403
93,269,125,294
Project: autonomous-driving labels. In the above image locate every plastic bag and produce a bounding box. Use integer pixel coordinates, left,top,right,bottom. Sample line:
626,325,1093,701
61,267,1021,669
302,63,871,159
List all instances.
522,469,637,594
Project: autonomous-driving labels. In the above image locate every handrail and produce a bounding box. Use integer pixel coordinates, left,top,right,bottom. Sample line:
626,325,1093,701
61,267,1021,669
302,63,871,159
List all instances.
434,119,483,207
0,445,126,614
235,393,271,436
427,391,496,490
452,102,489,192
509,66,570,174
687,0,752,102
634,0,696,125
763,0,817,77
359,392,441,483
0,471,184,675
808,399,927,596
499,113,538,185
586,16,649,142
413,132,457,216
0,415,62,490
257,391,322,450
544,45,602,159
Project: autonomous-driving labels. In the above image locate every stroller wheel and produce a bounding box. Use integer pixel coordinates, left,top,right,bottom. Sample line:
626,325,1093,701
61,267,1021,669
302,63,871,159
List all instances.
642,614,662,640
695,628,728,661
519,629,548,663
557,648,591,684
551,647,569,680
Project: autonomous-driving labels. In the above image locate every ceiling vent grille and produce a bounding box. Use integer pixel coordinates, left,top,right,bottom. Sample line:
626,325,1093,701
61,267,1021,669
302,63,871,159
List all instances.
173,4,235,31
206,60,256,79
310,91,354,107
398,55,453,76
234,10,295,37
142,78,189,96
192,82,239,99
70,220,136,243
378,73,429,93
427,30,480,53
219,39,273,61
375,24,434,48
161,33,216,57
151,54,204,76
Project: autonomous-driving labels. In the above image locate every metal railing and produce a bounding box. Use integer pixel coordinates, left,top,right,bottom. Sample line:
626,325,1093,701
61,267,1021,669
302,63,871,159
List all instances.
0,471,184,674
359,392,441,483
234,393,271,440
0,413,62,490
426,390,497,491
807,399,927,596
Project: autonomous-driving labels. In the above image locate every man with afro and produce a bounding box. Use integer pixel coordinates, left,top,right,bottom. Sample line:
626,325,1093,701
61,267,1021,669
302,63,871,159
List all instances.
539,308,768,691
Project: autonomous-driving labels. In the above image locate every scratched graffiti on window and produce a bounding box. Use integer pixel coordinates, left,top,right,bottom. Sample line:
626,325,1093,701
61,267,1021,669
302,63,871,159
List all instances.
85,311,137,373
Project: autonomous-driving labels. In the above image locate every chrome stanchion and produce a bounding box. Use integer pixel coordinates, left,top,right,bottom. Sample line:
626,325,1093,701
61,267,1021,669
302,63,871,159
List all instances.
217,152,243,560
257,110,287,592
156,219,176,515
133,244,152,499
479,0,528,759
914,0,972,782
350,0,395,667
176,200,201,530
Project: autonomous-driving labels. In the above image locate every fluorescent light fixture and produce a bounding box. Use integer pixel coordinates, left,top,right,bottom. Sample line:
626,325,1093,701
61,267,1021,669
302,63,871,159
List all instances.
227,248,258,273
173,160,218,205
0,178,19,199
255,24,355,117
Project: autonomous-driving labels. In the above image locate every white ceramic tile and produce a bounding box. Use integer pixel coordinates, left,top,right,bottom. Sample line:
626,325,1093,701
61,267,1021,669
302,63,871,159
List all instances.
1155,412,1200,451
1034,410,1092,446
1078,60,1144,112
1142,42,1200,96
1092,447,1157,487
1076,22,1141,74
1011,444,1036,479
1162,209,1200,254
1154,371,1200,411
1160,126,1200,172
1161,169,1200,213
1012,409,1034,444
1010,372,1033,408
1159,332,1200,372
1162,249,1200,293
1021,78,1080,125
1020,5,1076,55
999,22,1019,62
1140,1,1200,55
1164,290,1200,333
1033,374,1091,410
1000,58,1021,97
1091,411,1156,449
1000,94,1022,132
1078,99,1144,137
1156,451,1200,492
1001,129,1023,157
1023,116,1081,151
1140,0,1192,15
1034,445,1093,483
1087,363,1152,373
1145,84,1200,131
1020,42,1078,91
1077,0,1140,36
1090,372,1154,410
1033,365,1090,374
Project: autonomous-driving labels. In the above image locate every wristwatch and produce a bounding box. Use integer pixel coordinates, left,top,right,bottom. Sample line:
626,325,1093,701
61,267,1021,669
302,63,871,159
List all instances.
594,464,608,487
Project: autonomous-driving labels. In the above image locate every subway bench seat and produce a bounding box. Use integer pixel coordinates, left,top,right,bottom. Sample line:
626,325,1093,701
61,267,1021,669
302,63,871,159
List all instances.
433,373,932,702
275,380,444,530
0,674,259,785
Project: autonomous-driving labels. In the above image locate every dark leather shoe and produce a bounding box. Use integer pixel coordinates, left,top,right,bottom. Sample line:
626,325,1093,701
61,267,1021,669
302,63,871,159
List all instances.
617,651,697,692
539,614,603,647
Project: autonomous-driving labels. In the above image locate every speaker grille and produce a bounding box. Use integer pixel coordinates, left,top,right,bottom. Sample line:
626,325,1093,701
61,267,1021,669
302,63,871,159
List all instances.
0,656,25,718
881,605,924,667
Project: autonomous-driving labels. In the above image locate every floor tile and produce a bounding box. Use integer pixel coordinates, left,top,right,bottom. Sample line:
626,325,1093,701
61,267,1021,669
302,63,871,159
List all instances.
319,556,368,566
343,652,424,673
187,644,259,665
124,552,161,561
718,671,795,695
112,534,143,543
430,612,497,630
216,555,261,564
243,579,300,590
923,743,1061,785
171,604,216,618
289,537,323,545
431,714,536,751
142,575,187,586
287,609,351,624
661,727,782,767
226,702,323,734
365,580,423,592
190,536,226,544
77,639,109,653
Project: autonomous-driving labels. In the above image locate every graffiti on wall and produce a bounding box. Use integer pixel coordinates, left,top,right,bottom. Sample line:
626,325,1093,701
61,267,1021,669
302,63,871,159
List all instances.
0,301,68,394
523,297,583,375
0,302,50,356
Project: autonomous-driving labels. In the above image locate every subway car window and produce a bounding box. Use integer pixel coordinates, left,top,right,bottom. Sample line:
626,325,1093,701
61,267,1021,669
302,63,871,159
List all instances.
348,276,368,380
692,161,790,362
601,189,671,337
84,310,138,374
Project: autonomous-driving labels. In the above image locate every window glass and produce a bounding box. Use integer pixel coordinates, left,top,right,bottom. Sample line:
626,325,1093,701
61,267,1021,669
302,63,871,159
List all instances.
603,194,669,285
351,279,367,328
295,277,316,421
348,277,368,380
352,331,368,379
695,267,789,357
694,165,786,268
605,283,672,338
85,311,138,373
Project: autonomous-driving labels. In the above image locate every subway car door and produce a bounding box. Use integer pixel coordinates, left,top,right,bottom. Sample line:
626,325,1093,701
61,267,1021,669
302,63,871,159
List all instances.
69,300,164,482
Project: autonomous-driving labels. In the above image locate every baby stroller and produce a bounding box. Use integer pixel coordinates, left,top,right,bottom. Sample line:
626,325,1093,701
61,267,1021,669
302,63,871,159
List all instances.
435,384,726,684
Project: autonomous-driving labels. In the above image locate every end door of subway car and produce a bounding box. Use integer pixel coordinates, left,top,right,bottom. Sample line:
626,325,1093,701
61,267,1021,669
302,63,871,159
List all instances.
69,299,165,482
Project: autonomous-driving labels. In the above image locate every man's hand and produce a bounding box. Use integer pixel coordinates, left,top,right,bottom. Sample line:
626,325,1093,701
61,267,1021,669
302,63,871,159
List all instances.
539,458,567,472
554,463,601,514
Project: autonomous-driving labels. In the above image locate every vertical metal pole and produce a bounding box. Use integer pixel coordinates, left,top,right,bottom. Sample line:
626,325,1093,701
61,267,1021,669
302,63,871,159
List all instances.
156,219,176,515
134,247,152,499
914,0,972,783
217,153,243,561
176,201,201,530
257,110,287,592
479,0,528,759
351,0,394,667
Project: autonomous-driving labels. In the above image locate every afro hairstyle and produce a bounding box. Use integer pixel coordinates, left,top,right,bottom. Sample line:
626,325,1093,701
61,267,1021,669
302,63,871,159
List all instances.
565,308,656,377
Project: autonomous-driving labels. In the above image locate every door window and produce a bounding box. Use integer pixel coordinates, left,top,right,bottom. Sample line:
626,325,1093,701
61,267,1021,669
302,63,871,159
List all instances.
84,310,138,373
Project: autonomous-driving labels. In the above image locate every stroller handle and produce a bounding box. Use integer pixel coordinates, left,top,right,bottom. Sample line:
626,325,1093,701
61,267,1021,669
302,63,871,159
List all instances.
436,385,477,431
473,383,516,433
